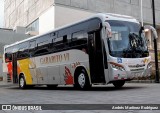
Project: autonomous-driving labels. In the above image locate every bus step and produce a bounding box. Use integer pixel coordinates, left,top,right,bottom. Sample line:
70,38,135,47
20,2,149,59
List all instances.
7,75,12,82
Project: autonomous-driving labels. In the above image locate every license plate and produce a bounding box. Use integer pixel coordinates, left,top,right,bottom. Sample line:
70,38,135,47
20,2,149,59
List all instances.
132,72,143,77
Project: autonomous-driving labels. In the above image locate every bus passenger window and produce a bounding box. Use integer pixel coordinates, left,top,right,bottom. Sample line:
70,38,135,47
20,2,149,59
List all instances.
17,52,30,59
34,49,49,56
63,35,67,43
5,53,12,62
71,31,87,46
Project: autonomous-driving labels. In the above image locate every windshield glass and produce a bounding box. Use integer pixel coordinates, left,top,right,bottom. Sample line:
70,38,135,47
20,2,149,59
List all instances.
107,20,149,58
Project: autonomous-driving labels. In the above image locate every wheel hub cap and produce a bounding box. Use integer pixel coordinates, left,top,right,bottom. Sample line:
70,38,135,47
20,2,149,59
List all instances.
78,73,85,88
20,78,24,87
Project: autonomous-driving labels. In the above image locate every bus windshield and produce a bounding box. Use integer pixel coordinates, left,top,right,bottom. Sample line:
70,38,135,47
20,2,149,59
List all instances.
107,20,149,58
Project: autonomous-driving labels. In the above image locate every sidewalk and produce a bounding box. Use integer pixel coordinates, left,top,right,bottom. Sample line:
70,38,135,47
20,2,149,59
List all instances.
127,80,156,83
0,80,158,88
0,81,17,87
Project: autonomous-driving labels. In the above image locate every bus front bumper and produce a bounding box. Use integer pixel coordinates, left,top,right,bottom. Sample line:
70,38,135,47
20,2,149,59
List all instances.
110,67,152,81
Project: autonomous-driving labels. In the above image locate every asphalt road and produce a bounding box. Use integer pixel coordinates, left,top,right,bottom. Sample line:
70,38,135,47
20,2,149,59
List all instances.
0,83,160,113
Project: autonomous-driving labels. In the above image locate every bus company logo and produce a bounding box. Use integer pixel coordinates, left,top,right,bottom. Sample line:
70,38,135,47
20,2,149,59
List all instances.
131,39,137,48
40,53,69,64
128,64,145,68
2,105,11,110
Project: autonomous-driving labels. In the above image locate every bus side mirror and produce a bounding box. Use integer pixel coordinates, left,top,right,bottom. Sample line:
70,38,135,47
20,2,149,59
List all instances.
144,25,158,40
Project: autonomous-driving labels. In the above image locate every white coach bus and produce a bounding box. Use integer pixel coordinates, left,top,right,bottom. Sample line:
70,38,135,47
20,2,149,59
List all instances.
3,13,152,89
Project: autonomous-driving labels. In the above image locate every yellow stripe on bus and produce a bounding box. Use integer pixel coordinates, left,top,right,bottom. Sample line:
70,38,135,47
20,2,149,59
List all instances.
18,59,33,85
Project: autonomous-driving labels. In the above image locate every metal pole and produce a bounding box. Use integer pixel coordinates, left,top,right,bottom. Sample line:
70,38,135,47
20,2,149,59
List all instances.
140,0,144,27
152,0,159,83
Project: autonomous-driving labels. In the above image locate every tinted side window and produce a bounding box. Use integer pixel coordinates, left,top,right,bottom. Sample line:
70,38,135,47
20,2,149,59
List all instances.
17,52,30,59
34,49,49,56
5,53,12,62
29,40,36,50
51,35,69,52
36,35,51,49
18,42,29,51
72,31,85,39
29,40,36,56
17,42,29,59
5,47,12,62
71,31,88,47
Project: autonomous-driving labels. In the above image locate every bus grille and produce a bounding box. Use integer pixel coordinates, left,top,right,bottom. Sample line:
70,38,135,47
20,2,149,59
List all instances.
130,68,144,72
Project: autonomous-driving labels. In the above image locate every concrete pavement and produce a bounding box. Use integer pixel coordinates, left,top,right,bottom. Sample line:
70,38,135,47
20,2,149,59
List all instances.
0,83,159,113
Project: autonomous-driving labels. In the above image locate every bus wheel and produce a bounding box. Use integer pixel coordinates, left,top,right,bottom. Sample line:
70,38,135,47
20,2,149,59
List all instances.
113,81,125,88
47,85,58,89
74,69,91,90
19,76,27,89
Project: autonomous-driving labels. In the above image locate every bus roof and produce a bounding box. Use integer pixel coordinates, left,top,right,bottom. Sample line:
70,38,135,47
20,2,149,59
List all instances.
4,13,139,49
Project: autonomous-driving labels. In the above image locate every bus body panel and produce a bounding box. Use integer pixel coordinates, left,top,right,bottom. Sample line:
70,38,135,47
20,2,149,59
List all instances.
17,49,89,85
28,57,37,84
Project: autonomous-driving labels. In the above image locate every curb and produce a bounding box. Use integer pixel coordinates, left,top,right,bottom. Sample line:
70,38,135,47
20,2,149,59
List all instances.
126,80,156,83
0,82,18,87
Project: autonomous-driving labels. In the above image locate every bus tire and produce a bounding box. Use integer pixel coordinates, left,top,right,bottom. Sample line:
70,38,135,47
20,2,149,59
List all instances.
19,76,27,89
74,69,91,90
113,81,125,88
47,85,58,89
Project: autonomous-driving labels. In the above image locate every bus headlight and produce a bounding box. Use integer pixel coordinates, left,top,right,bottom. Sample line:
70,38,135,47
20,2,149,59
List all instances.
147,62,152,69
110,62,125,71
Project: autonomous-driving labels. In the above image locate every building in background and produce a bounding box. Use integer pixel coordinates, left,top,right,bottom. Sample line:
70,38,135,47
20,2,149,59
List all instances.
3,0,160,72
0,0,4,27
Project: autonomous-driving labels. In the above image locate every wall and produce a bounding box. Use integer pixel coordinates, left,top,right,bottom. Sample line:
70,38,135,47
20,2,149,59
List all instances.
4,0,160,29
4,0,54,28
0,0,4,27
39,7,55,34
38,5,94,34
54,5,94,29
54,0,160,26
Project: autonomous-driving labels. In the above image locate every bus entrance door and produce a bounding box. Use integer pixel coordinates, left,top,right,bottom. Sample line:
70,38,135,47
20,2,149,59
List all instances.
88,31,105,83
12,53,18,83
